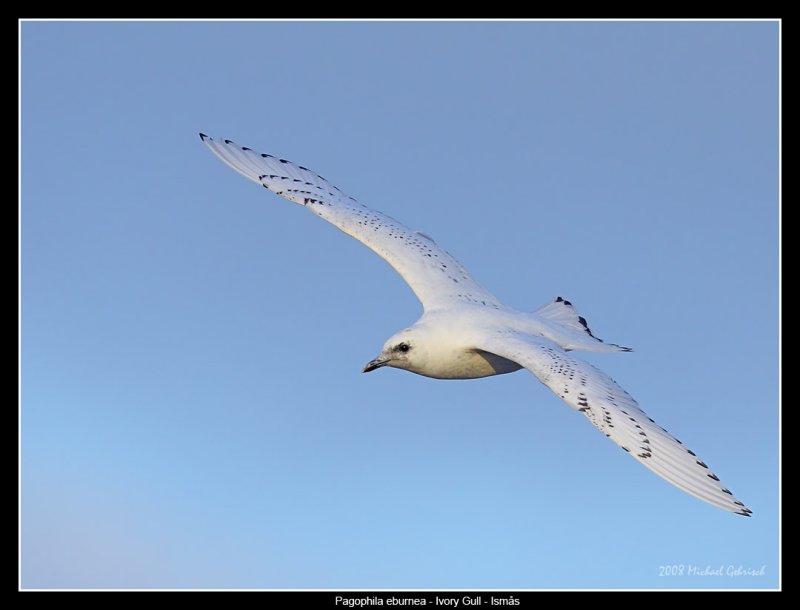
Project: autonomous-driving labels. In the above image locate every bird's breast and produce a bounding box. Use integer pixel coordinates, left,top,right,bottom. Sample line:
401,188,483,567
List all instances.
413,348,523,380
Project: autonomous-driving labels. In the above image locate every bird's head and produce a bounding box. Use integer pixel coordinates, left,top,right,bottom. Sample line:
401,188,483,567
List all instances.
363,328,422,374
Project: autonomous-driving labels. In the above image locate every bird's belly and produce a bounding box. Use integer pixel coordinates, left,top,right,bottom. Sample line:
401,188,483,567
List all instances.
418,349,523,380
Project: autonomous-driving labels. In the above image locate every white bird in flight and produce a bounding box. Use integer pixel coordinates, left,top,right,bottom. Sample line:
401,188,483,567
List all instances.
200,133,751,516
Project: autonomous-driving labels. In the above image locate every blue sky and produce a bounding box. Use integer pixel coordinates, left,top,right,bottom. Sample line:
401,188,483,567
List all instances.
21,20,779,590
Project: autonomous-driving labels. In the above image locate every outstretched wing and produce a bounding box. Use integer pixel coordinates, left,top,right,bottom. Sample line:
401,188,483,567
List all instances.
200,134,501,312
479,330,751,515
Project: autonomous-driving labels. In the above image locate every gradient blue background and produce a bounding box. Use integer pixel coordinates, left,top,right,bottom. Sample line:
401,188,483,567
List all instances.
21,21,779,589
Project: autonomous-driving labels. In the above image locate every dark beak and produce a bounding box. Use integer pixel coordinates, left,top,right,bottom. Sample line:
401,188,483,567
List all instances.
363,358,389,373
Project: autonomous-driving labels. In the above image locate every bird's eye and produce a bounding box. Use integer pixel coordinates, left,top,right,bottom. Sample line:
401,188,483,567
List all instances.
397,342,410,353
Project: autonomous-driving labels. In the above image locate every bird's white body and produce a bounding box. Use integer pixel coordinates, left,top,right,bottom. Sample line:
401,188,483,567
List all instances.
200,133,751,516
376,307,525,379
377,304,625,380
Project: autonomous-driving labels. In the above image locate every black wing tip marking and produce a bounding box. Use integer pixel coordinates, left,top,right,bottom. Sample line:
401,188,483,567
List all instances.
553,296,632,351
722,489,752,516
202,137,346,199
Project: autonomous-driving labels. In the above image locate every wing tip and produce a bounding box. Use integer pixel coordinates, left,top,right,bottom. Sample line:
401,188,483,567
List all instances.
537,297,632,352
